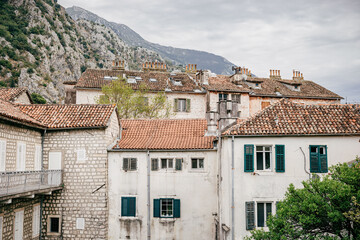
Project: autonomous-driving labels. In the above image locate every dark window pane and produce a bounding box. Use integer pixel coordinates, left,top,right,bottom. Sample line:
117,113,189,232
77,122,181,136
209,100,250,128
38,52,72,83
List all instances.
168,159,173,168
192,159,197,168
130,158,137,170
265,152,271,169
161,159,167,168
199,159,204,169
257,203,264,227
310,146,317,153
257,152,263,170
319,147,325,155
50,217,59,233
266,203,272,220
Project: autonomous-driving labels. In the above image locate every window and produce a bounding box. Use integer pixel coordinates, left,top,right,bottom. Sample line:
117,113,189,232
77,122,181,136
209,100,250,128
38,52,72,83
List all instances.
161,158,173,169
244,145,254,172
151,158,158,171
123,158,137,171
121,197,136,217
174,98,190,112
34,145,41,171
76,149,86,163
32,205,40,237
257,202,272,227
47,215,61,235
232,94,241,103
275,145,285,172
14,209,24,240
310,145,328,173
175,158,182,171
153,198,180,218
0,140,6,172
191,158,204,169
219,93,228,101
16,142,26,171
246,201,273,230
256,146,271,170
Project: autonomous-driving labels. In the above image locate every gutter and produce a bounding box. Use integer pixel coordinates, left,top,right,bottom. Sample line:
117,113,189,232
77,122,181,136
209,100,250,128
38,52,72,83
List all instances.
0,116,45,130
147,150,151,240
222,133,360,138
108,148,217,152
248,94,342,100
74,87,206,95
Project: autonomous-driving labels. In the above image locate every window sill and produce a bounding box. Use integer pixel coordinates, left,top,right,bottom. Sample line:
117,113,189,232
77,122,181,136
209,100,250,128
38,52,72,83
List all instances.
189,169,206,173
254,171,274,176
159,218,176,223
119,216,139,220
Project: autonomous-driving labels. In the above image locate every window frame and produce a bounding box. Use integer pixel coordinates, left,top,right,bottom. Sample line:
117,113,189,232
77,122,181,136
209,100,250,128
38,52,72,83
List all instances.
160,158,174,170
160,198,174,218
123,158,137,171
256,202,272,228
151,158,159,171
121,196,136,217
309,145,328,173
219,93,228,101
232,94,241,103
191,158,204,169
255,145,272,171
47,215,61,236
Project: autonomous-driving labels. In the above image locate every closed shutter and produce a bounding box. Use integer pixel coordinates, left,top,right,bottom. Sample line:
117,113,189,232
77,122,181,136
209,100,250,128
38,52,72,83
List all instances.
244,145,254,172
121,197,128,216
186,99,191,112
245,201,255,230
14,210,24,240
16,143,26,171
32,205,40,237
175,158,182,171
123,158,129,171
275,145,285,172
320,146,328,173
151,158,158,171
0,140,6,172
174,99,178,112
0,216,3,240
128,197,136,217
34,145,41,171
310,146,319,173
153,199,160,218
173,199,180,218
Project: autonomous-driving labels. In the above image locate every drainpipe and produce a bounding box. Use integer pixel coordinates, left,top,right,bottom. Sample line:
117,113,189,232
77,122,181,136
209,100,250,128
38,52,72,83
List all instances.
231,136,235,240
300,147,311,179
39,129,46,238
147,150,151,240
218,135,223,240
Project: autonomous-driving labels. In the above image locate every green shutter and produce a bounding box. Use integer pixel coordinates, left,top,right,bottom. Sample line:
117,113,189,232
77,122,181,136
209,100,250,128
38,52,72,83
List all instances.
310,146,319,173
153,199,160,218
186,99,191,112
320,146,328,173
121,197,128,216
174,99,178,112
123,158,129,170
245,201,255,230
244,145,254,172
175,159,182,171
173,199,180,218
128,197,136,217
275,145,285,172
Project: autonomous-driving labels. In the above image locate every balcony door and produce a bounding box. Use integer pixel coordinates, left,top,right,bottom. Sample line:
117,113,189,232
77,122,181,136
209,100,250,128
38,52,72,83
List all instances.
48,152,62,185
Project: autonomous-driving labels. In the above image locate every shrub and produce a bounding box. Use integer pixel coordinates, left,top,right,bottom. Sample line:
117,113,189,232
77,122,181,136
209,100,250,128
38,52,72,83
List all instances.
31,92,46,104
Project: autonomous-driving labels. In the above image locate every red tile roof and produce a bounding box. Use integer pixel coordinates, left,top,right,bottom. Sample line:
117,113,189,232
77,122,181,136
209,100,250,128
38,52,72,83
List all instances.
205,75,342,100
0,99,44,128
75,69,203,93
0,87,31,102
223,99,360,136
17,104,116,129
113,119,215,150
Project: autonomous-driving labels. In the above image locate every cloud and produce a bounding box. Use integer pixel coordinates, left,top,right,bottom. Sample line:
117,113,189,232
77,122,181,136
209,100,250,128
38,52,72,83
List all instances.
59,0,360,101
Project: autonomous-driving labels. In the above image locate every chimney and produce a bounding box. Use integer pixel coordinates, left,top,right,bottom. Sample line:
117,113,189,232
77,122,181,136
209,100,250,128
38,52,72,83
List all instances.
205,111,218,136
292,70,304,81
112,59,125,70
270,69,281,80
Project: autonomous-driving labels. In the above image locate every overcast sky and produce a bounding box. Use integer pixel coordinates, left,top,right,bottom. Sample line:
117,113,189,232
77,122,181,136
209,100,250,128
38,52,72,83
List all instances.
59,0,360,102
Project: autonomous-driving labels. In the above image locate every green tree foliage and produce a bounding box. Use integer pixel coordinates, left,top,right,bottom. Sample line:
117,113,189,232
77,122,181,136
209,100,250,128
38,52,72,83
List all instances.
96,77,171,119
31,92,46,104
246,159,360,240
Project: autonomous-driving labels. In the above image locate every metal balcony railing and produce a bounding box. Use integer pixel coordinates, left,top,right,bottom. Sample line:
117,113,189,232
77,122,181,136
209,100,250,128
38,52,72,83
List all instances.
0,170,62,197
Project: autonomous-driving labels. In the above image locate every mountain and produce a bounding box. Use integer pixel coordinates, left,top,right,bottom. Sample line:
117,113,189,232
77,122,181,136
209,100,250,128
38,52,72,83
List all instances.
0,0,163,102
66,6,235,75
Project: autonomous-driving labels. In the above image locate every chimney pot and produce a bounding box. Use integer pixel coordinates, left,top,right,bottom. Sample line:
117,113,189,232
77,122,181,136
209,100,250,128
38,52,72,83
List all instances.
195,64,197,71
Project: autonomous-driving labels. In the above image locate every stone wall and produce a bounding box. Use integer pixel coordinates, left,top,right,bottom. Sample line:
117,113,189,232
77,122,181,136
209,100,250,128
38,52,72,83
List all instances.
0,197,42,240
0,121,42,171
41,115,119,239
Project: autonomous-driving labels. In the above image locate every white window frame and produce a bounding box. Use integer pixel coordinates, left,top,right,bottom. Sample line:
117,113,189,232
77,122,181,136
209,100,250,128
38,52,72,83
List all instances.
191,158,204,169
0,139,6,172
177,99,186,112
76,149,87,163
160,199,174,218
32,204,40,237
16,142,26,171
34,145,41,171
123,158,137,171
161,158,174,169
255,201,273,228
255,145,272,171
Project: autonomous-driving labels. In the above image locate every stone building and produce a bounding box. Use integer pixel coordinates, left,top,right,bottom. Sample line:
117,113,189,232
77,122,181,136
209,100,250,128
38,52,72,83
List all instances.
0,97,119,239
219,99,360,239
107,119,218,240
0,88,32,104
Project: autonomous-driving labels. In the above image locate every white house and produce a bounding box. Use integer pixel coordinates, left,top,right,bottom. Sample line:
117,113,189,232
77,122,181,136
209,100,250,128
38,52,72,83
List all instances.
107,119,218,240
218,99,360,239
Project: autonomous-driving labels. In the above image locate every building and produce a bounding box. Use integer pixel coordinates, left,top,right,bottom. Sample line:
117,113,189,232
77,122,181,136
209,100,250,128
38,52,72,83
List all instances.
107,119,218,240
0,87,32,104
219,99,360,239
0,97,119,239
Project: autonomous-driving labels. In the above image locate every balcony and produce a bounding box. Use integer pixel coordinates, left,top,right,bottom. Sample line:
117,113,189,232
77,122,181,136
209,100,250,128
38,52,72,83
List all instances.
0,170,63,201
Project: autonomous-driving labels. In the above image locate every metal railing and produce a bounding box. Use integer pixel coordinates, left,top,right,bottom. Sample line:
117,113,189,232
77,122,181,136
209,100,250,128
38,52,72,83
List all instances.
0,170,62,197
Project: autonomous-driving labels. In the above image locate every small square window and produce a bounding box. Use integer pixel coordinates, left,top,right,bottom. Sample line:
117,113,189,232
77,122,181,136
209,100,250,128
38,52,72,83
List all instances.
219,93,228,101
177,99,186,112
47,215,61,235
123,158,137,171
161,159,173,169
191,158,204,169
161,199,173,218
256,146,272,171
232,94,241,103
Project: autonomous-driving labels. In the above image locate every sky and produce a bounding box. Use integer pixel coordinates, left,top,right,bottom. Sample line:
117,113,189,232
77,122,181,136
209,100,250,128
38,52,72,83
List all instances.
58,0,360,103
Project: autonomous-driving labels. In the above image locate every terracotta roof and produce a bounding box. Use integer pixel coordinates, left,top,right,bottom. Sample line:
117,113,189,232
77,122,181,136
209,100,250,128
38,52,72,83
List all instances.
75,69,203,93
18,104,116,129
113,119,215,150
204,75,342,99
223,99,360,136
0,87,31,102
0,99,44,128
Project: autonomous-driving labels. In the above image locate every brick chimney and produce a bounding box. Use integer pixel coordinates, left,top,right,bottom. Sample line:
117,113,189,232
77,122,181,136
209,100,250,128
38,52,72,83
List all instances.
142,61,167,72
292,70,304,81
186,64,197,73
112,59,125,70
269,69,281,80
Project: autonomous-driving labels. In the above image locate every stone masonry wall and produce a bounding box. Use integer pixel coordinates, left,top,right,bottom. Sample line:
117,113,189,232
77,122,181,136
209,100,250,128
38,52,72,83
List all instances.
0,197,42,240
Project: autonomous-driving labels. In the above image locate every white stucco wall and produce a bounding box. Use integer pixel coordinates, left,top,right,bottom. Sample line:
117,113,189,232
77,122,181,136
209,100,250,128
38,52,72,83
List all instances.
208,92,250,119
108,150,218,240
220,135,360,240
76,89,206,119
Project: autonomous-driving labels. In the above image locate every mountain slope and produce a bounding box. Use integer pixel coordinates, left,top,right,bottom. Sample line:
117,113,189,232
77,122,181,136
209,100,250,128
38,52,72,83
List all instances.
66,6,235,75
0,0,163,102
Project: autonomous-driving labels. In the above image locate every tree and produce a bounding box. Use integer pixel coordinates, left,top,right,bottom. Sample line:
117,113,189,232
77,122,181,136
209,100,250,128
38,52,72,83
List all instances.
31,92,46,104
96,77,171,119
246,158,360,240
